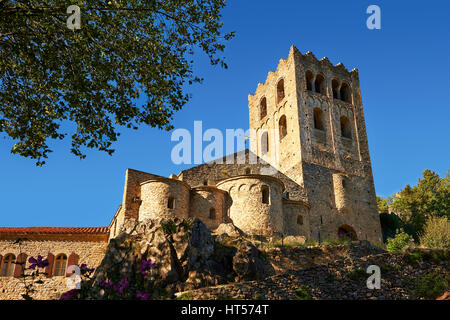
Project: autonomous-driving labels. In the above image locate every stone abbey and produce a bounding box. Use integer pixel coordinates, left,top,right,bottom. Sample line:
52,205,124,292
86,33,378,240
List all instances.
0,46,382,299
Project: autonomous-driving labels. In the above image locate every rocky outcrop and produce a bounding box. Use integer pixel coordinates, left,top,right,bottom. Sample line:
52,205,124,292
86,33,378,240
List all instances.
232,241,273,281
75,218,273,299
214,223,245,238
177,247,449,300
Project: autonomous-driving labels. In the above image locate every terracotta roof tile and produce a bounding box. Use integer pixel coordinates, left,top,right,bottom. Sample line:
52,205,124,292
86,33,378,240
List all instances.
0,227,109,234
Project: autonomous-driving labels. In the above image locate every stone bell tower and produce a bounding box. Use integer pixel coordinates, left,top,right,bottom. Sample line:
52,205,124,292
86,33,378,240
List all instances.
248,45,382,243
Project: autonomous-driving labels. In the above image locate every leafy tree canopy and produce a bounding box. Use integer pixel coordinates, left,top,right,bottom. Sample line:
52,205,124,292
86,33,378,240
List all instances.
0,0,234,165
378,169,449,241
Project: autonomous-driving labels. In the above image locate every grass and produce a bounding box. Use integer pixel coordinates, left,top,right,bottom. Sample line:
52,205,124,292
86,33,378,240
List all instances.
293,286,312,300
380,263,402,273
176,292,196,300
324,272,336,283
407,250,425,264
348,267,367,280
320,239,351,246
410,272,450,299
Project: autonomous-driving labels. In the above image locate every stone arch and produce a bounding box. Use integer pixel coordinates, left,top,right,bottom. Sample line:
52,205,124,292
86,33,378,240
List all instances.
260,97,267,120
340,115,352,139
305,70,314,91
209,208,216,220
314,74,326,95
338,225,357,241
167,196,175,209
276,78,285,103
332,79,340,99
261,185,270,204
340,82,352,103
313,108,324,131
261,131,269,154
278,115,287,140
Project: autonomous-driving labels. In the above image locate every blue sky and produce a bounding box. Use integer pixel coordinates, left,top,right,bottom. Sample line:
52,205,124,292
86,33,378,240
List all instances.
1,0,449,227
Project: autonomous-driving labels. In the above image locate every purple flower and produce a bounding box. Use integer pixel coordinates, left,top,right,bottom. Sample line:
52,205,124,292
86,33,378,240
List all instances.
136,290,149,300
61,289,78,300
139,258,156,275
113,276,129,295
100,279,113,287
80,263,95,273
28,255,49,270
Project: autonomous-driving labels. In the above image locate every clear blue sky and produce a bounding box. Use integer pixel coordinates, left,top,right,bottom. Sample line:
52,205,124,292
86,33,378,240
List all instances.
1,0,449,227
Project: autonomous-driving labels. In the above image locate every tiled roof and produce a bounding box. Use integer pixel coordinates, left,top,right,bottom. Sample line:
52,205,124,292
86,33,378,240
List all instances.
0,227,109,234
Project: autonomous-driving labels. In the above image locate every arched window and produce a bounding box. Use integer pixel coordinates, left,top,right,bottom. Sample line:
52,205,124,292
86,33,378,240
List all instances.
314,74,325,95
260,97,267,120
245,168,251,175
278,115,287,140
168,196,175,209
261,186,270,204
340,82,351,103
209,208,216,220
297,215,303,225
305,70,314,91
313,108,324,131
332,79,339,99
276,79,285,103
203,180,208,186
54,254,67,276
261,131,269,155
340,116,351,139
1,254,15,277
338,225,357,241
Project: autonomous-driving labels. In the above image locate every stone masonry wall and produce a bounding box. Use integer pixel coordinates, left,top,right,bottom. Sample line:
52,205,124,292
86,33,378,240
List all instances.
217,175,284,236
139,178,190,221
189,187,228,229
0,240,107,300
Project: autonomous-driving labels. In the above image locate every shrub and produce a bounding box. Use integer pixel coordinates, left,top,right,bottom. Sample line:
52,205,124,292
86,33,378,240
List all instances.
176,292,196,300
411,272,449,300
293,286,312,300
386,229,413,252
407,250,424,264
348,268,366,280
419,217,450,249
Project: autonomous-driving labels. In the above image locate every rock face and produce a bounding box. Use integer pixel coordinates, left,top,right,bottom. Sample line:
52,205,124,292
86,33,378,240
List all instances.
233,241,272,281
79,218,273,299
214,223,245,238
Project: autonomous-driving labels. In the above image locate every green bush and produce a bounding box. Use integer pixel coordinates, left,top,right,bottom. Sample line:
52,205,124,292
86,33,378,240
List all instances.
348,268,366,280
407,250,424,264
419,217,450,249
411,272,449,300
176,292,195,300
386,229,413,252
293,286,312,300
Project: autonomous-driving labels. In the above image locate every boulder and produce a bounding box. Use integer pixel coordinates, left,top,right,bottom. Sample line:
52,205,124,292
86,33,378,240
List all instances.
72,218,273,299
214,223,245,238
232,241,274,281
